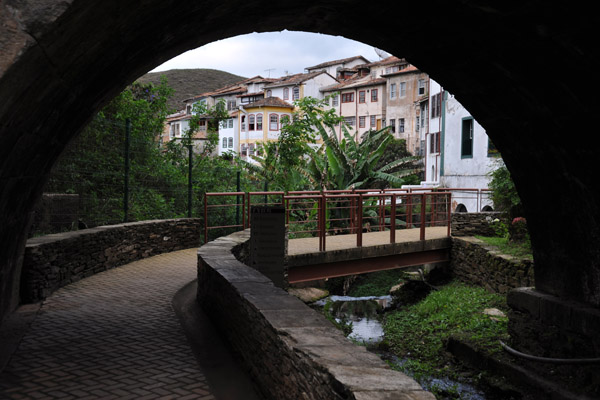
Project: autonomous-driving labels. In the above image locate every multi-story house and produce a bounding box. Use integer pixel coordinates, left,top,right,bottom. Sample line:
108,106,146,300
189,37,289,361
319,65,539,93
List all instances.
423,79,498,212
164,76,276,155
320,63,386,141
238,96,295,160
305,55,370,78
263,71,338,105
382,63,429,155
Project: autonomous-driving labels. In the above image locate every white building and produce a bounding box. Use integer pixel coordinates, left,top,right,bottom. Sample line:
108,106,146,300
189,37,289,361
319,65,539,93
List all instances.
263,71,339,104
423,79,499,212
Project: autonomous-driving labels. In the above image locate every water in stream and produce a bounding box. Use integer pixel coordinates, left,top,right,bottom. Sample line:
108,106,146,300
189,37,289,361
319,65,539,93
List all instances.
314,295,489,400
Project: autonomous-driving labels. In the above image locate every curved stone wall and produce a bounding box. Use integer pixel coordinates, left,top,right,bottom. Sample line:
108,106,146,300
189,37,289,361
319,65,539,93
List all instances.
21,218,203,303
196,230,435,400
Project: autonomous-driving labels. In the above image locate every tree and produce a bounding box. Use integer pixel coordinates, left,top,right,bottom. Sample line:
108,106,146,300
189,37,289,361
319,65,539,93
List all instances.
44,77,183,227
488,159,523,218
299,122,422,191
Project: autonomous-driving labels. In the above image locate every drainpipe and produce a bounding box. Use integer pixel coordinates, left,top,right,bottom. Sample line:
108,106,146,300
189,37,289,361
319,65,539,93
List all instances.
439,90,447,180
239,105,248,159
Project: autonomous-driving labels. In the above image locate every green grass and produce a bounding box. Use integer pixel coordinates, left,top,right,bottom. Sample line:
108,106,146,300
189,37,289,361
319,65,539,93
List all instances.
382,281,509,381
475,235,533,260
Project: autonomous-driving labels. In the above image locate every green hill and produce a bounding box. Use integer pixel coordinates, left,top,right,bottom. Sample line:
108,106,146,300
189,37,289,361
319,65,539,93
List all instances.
136,68,246,113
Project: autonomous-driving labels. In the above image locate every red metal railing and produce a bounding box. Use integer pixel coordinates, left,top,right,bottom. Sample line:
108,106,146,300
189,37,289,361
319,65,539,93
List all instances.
203,189,453,249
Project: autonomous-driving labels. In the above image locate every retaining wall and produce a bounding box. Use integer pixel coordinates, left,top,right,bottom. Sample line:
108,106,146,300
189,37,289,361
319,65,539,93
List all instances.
196,230,435,400
22,218,203,303
451,211,504,237
450,236,534,294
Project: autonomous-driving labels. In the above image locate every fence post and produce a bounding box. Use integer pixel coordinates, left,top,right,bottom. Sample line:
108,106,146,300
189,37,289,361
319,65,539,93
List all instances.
420,193,426,241
236,171,241,226
123,118,131,223
188,144,193,218
357,194,363,247
203,192,208,243
390,194,396,243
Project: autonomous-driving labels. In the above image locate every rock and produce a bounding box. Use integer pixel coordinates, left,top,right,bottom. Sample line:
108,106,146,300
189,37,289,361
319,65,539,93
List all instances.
288,287,329,303
483,308,506,318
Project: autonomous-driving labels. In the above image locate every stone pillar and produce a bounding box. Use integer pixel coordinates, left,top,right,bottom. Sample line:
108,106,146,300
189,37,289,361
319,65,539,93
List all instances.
248,206,287,288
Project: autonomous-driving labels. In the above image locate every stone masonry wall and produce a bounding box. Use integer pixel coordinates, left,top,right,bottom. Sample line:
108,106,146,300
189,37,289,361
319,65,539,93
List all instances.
197,230,435,400
451,211,505,237
22,218,203,303
450,236,534,294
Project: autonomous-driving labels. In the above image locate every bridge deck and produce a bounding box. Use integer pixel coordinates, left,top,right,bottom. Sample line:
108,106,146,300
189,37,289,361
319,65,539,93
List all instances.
287,226,449,255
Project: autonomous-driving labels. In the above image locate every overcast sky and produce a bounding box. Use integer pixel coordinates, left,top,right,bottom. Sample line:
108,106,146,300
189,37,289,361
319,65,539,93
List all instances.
151,30,391,78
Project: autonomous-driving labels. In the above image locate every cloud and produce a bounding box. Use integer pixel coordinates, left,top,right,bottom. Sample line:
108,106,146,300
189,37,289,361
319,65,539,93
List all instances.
151,31,383,78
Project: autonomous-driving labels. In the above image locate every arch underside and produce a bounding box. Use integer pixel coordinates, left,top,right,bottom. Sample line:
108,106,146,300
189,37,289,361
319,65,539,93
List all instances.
1,0,599,320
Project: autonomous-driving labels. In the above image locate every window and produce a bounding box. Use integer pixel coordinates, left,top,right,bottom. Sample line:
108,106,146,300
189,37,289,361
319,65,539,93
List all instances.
385,65,399,74
241,143,247,156
430,132,440,153
198,120,207,131
228,119,233,128
399,118,405,133
269,114,279,130
431,93,442,118
359,90,366,103
371,89,378,102
359,116,366,128
266,90,272,97
344,116,356,126
416,116,420,132
227,100,236,110
341,92,354,103
281,114,290,125
370,115,376,127
256,114,263,130
283,88,289,100
241,115,246,131
222,138,227,148
390,83,396,99
293,87,300,100
332,95,339,106
249,114,255,131
389,119,396,133
461,118,474,157
399,82,406,97
228,137,233,148
418,79,427,95
170,123,180,138
186,105,192,114
488,137,499,157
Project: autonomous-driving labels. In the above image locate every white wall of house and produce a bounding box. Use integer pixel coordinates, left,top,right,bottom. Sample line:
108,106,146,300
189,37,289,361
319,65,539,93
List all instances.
425,79,498,212
218,117,237,156
303,74,338,99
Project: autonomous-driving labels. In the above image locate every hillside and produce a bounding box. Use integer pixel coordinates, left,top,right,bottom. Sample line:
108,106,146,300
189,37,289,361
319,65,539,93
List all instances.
136,68,246,113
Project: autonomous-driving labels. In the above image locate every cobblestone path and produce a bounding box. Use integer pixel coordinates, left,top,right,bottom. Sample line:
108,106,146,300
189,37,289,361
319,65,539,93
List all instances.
0,248,215,399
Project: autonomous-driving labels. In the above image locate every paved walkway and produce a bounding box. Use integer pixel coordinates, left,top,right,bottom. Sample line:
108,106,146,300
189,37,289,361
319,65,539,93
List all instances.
0,249,239,400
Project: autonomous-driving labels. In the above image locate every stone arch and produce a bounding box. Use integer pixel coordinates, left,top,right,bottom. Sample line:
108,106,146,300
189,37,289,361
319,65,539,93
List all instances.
1,1,599,321
455,204,468,213
482,205,494,212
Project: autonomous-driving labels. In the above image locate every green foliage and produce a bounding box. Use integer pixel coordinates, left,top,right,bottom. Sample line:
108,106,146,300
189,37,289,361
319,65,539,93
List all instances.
488,160,522,217
45,77,182,227
42,76,247,233
475,235,533,260
299,121,422,191
383,281,509,380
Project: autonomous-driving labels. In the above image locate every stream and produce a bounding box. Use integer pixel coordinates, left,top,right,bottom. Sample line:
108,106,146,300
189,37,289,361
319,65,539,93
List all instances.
313,295,489,400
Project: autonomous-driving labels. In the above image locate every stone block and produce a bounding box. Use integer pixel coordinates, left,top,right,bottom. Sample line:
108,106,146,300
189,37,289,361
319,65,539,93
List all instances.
507,287,540,318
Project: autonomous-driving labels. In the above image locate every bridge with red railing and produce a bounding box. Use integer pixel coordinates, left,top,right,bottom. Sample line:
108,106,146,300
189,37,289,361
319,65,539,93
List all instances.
203,188,490,283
